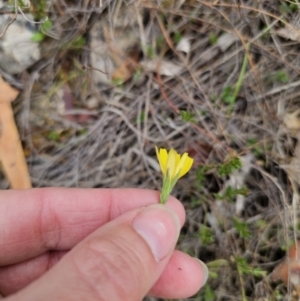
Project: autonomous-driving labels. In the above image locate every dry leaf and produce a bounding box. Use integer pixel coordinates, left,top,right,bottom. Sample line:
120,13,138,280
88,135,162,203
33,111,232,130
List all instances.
141,59,183,76
272,241,300,294
0,76,31,189
283,109,300,130
176,37,191,54
112,49,139,82
217,33,238,52
276,27,300,42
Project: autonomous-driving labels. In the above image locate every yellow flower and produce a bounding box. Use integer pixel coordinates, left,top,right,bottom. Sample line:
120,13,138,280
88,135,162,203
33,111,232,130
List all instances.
155,146,193,203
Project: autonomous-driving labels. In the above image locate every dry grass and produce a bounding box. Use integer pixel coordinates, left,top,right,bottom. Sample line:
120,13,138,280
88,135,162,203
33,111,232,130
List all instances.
2,0,300,300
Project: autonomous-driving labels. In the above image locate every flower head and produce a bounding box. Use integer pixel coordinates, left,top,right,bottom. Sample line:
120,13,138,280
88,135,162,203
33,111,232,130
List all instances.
155,146,193,203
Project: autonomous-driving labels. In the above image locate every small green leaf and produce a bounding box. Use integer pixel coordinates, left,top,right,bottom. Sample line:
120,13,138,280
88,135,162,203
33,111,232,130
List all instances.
234,217,251,239
174,32,182,44
41,19,52,33
142,44,156,59
31,32,45,42
180,110,196,123
199,225,214,246
204,285,216,301
48,131,60,141
274,70,289,83
217,157,242,176
209,33,218,45
136,111,145,123
214,186,248,202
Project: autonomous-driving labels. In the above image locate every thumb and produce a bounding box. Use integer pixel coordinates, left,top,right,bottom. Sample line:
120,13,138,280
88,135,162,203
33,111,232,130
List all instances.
10,204,181,301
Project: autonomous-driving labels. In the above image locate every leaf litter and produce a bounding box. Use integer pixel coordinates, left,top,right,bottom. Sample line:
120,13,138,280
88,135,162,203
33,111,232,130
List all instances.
2,0,300,300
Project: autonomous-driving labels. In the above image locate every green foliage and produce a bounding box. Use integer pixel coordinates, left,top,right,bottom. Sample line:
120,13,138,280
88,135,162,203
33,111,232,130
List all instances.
156,36,164,49
195,284,216,301
209,33,218,45
142,44,156,59
266,69,289,84
273,289,283,300
196,165,211,186
180,110,196,123
235,257,266,277
76,128,87,136
62,36,86,50
247,138,263,157
261,25,271,39
41,19,52,32
14,0,27,7
274,70,289,83
133,68,143,81
255,219,267,229
221,47,249,113
217,157,242,176
214,186,248,202
31,20,52,42
233,217,251,239
136,111,145,124
32,32,45,42
48,131,60,141
190,196,208,208
174,32,182,44
280,0,298,13
199,225,214,245
111,77,124,87
204,285,216,301
221,86,235,104
22,0,47,19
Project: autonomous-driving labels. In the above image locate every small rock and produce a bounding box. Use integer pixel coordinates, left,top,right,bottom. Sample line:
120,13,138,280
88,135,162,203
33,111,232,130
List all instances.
0,14,41,74
86,96,99,109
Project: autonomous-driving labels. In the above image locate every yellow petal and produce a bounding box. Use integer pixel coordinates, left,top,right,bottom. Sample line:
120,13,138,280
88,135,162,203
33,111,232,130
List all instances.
167,148,177,179
174,152,187,176
155,146,168,176
178,156,193,178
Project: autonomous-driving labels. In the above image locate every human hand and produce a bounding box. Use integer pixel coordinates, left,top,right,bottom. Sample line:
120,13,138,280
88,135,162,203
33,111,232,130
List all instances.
0,188,208,301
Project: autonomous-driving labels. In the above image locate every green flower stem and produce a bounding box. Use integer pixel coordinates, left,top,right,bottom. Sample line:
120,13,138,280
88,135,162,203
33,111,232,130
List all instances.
160,175,179,204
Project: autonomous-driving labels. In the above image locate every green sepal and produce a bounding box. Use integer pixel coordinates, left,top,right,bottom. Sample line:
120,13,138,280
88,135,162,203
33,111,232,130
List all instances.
160,172,179,204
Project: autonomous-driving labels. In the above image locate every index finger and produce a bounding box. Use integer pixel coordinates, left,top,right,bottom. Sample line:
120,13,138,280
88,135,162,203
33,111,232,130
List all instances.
0,188,185,266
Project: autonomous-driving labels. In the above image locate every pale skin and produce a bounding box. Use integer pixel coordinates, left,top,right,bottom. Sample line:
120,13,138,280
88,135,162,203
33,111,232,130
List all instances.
0,188,207,301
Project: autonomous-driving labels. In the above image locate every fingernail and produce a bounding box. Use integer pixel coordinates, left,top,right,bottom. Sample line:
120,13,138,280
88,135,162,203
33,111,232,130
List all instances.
132,204,181,262
195,259,209,287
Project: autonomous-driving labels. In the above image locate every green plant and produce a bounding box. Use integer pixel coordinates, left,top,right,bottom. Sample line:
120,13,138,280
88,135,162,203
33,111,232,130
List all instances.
111,77,124,87
217,157,242,176
32,0,48,18
280,0,298,13
133,68,143,81
233,217,251,239
199,225,214,246
32,19,52,42
261,25,271,39
274,70,289,83
196,165,212,186
174,32,182,44
221,45,249,113
203,284,216,301
247,138,264,157
235,257,266,278
214,186,248,202
142,44,156,59
221,86,234,104
48,131,60,141
180,110,196,123
235,257,266,301
136,111,145,124
62,36,86,50
209,33,218,45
